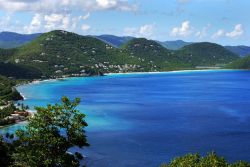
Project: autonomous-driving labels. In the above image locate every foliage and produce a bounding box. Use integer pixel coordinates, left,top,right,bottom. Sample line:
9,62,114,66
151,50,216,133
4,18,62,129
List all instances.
176,42,239,67
226,55,250,69
0,136,13,167
160,152,250,167
0,62,42,79
0,75,23,102
0,30,240,79
12,96,89,167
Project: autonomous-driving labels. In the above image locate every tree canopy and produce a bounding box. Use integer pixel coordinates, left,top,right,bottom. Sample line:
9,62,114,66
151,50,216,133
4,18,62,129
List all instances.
161,152,250,167
10,96,88,167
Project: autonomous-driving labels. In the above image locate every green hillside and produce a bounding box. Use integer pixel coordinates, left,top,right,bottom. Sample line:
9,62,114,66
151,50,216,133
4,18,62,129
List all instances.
0,62,42,79
123,38,190,71
0,76,23,102
0,30,240,79
226,55,250,69
176,42,239,67
6,30,158,77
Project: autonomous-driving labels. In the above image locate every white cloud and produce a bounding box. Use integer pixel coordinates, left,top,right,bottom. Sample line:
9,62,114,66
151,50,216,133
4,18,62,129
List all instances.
124,24,155,38
195,24,210,39
171,21,192,37
23,13,42,33
212,29,225,39
0,0,138,13
211,24,244,39
226,24,243,38
79,13,90,20
81,24,91,32
139,24,154,37
23,13,80,33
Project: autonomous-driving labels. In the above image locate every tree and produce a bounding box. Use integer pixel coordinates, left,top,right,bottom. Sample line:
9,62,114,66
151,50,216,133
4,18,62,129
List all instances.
160,152,250,167
13,96,89,167
0,136,13,167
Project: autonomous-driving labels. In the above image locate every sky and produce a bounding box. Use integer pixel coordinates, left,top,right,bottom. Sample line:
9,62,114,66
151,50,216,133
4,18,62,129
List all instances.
0,0,249,45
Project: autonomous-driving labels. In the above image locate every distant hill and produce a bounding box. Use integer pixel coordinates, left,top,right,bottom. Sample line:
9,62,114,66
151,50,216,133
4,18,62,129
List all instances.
122,38,190,70
159,40,192,50
2,30,159,78
0,31,41,49
226,55,250,69
176,42,239,67
224,45,250,57
95,35,134,47
0,30,241,79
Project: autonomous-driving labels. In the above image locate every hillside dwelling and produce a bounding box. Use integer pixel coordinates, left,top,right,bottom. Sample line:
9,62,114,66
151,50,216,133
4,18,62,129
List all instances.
15,59,20,63
32,60,44,63
80,70,86,73
61,30,67,34
55,70,62,73
40,52,46,56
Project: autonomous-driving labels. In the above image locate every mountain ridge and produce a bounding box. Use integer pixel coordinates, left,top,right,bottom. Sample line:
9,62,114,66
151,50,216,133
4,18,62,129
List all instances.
0,30,240,79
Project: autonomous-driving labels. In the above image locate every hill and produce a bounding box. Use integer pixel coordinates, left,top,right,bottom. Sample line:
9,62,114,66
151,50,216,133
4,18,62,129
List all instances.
0,30,241,79
176,42,239,67
2,30,158,78
95,35,134,47
159,40,192,50
226,55,250,69
0,62,42,79
225,45,250,57
0,75,23,102
123,38,192,70
0,31,41,49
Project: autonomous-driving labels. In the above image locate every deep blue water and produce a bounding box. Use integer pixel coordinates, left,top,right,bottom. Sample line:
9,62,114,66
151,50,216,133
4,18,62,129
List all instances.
2,70,250,166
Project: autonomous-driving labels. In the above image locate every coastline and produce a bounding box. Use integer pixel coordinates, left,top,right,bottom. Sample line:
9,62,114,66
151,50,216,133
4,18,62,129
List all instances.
17,69,243,100
105,69,241,76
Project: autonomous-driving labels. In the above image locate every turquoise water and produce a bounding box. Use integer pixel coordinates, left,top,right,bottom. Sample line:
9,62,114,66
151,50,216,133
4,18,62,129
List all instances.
2,70,250,166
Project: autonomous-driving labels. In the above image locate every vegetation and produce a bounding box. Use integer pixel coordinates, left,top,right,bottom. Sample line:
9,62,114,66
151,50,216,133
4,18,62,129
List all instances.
226,55,250,69
0,75,23,102
0,30,239,80
0,62,42,79
176,42,239,67
0,96,88,167
161,152,250,167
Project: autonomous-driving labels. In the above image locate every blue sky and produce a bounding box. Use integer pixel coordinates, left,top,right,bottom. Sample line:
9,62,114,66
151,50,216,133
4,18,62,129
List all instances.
0,0,248,45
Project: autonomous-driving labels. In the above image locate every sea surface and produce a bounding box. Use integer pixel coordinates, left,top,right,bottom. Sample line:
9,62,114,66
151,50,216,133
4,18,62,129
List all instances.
2,70,250,166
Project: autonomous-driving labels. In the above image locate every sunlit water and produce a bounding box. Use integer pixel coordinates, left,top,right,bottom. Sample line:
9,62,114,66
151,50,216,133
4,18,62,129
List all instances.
1,70,250,166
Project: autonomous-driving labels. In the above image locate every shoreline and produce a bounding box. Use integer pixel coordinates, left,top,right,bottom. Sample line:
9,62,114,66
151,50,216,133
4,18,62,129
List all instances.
18,69,245,88
17,68,243,101
2,68,247,129
105,69,232,75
